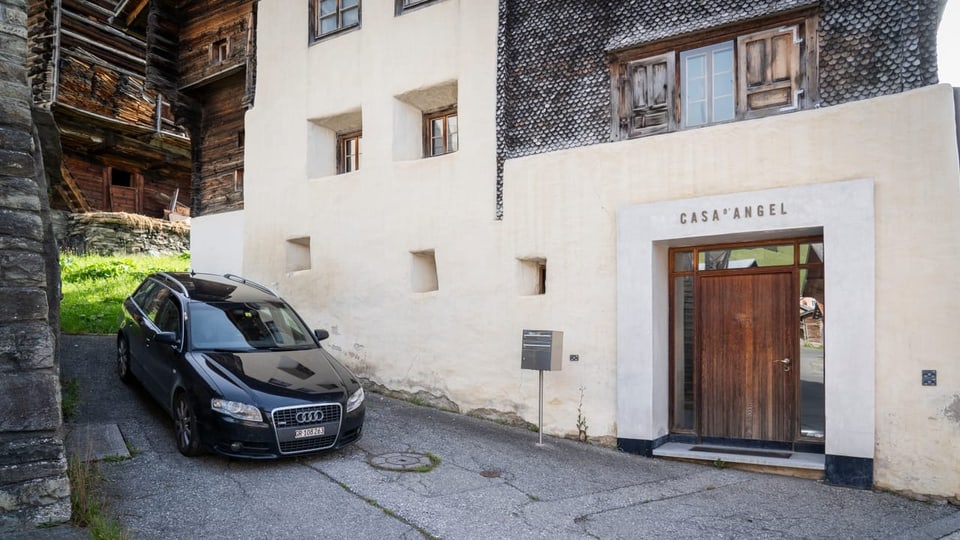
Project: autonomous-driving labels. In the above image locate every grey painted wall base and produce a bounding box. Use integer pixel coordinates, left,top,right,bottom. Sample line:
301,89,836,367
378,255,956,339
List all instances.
617,437,667,458
825,455,874,490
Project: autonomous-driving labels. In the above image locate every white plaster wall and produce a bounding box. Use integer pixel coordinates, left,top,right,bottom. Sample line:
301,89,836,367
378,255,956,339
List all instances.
503,85,960,499
237,0,960,498
189,210,245,275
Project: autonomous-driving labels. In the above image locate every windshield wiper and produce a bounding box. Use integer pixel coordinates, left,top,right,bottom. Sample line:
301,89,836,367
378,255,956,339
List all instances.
268,345,315,351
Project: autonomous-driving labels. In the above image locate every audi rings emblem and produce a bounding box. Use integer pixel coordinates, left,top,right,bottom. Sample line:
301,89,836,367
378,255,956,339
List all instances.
296,410,323,423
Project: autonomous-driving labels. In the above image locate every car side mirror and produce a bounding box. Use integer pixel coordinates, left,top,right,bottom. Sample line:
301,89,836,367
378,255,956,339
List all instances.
314,329,330,342
154,331,180,345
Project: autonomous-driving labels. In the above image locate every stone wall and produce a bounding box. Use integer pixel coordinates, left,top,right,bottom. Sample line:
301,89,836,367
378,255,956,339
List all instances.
0,0,71,531
59,211,190,255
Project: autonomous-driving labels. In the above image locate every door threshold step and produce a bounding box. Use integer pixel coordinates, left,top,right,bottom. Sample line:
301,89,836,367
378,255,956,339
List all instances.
653,442,824,471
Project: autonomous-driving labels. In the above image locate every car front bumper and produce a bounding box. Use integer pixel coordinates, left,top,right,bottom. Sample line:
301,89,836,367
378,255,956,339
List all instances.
198,405,365,459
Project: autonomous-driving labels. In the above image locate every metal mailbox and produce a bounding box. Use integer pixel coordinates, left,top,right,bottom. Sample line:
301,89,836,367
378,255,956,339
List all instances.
521,329,563,371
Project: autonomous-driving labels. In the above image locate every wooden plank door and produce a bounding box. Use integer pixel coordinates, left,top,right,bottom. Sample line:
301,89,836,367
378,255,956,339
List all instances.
698,272,796,441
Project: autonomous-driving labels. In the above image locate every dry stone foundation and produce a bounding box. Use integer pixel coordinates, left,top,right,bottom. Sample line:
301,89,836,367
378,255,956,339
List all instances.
58,211,190,255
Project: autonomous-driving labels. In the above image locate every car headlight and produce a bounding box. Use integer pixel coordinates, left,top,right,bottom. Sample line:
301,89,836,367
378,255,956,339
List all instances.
211,398,263,422
346,387,364,413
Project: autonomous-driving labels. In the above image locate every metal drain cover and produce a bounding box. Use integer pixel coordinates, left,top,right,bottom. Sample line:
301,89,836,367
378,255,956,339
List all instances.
369,452,434,471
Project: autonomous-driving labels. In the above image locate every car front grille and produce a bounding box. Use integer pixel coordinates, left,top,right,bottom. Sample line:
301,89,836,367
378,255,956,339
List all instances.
272,404,341,428
279,435,339,453
271,403,342,455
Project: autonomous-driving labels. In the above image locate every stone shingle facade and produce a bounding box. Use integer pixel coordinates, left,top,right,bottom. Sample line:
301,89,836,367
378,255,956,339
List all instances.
0,0,70,531
495,0,946,216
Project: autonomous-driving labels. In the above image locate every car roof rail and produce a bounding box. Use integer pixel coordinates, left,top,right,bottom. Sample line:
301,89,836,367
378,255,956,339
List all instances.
224,273,280,298
156,272,190,297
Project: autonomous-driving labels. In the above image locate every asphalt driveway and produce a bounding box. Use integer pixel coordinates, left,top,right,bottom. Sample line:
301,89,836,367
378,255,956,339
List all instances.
58,335,959,539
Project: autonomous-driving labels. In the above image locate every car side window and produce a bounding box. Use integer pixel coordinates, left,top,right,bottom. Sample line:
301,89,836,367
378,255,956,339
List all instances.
132,280,160,311
153,296,183,341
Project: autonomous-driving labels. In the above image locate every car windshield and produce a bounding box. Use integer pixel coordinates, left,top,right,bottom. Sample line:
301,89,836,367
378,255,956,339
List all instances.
189,300,316,351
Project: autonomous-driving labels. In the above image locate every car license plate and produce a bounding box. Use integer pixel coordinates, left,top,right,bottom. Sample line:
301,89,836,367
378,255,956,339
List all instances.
294,427,324,439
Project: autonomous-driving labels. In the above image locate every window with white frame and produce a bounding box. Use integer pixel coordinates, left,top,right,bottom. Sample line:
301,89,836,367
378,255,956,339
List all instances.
614,19,816,139
680,42,735,128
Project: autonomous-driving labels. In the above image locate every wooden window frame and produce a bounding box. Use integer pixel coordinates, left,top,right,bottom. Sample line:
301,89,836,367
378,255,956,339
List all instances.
311,0,361,41
423,107,458,158
337,131,362,174
537,261,547,295
210,38,229,65
611,11,818,140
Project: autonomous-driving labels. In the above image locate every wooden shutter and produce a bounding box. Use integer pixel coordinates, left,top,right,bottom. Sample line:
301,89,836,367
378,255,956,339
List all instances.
737,26,802,118
621,53,674,137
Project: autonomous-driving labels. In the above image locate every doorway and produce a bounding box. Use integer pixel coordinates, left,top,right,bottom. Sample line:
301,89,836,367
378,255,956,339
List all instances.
669,239,825,446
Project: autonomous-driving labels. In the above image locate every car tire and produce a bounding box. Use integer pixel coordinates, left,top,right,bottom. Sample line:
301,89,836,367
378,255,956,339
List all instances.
173,392,203,457
117,335,134,385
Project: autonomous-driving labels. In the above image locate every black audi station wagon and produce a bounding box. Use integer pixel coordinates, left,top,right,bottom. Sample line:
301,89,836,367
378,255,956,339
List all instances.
118,272,365,458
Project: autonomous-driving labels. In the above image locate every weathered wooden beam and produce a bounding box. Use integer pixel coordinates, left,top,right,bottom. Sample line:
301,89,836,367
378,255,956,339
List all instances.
60,29,147,66
59,163,91,212
61,8,147,49
125,0,150,26
56,102,189,143
65,0,115,19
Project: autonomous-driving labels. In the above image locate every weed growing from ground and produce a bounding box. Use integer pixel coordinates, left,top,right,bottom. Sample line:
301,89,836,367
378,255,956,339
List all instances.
576,386,588,442
67,455,128,539
61,377,80,421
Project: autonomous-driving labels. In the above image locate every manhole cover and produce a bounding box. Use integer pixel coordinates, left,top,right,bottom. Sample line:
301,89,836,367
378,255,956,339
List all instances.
368,452,436,472
480,469,501,478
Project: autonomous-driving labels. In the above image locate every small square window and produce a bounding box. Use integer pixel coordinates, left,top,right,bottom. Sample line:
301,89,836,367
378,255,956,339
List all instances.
211,39,229,64
396,0,437,15
423,107,458,157
111,168,132,187
518,258,547,295
337,131,361,174
411,250,438,293
314,0,361,38
286,237,311,272
237,130,245,148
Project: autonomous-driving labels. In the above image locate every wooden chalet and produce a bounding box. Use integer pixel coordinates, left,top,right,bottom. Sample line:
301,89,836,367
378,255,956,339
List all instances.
27,0,255,220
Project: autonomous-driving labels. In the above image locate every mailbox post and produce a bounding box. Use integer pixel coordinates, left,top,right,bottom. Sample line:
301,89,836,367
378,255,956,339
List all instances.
521,330,562,445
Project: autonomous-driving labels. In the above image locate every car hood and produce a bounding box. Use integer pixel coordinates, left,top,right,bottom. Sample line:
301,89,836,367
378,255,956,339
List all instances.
197,348,349,405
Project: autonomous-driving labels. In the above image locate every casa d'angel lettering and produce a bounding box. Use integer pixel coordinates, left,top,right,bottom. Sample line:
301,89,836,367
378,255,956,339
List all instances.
680,202,787,225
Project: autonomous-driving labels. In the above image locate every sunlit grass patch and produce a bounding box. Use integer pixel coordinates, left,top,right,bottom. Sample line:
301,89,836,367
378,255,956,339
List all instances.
60,252,190,334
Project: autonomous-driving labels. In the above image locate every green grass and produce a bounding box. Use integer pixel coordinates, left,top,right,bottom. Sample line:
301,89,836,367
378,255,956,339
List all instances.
59,252,189,334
